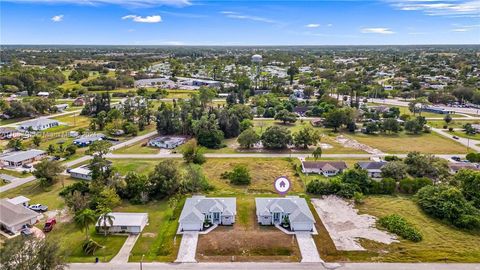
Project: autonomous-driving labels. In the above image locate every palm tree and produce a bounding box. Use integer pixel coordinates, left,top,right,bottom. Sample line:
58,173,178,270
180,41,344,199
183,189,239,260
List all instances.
74,209,97,240
98,208,115,237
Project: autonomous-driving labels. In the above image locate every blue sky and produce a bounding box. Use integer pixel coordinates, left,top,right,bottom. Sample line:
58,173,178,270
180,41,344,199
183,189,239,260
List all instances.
1,0,479,45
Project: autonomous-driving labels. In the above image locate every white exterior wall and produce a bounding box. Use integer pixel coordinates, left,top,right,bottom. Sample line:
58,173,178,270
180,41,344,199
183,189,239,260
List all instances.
258,215,272,225
291,221,313,231
180,222,202,231
221,215,234,225
70,172,92,180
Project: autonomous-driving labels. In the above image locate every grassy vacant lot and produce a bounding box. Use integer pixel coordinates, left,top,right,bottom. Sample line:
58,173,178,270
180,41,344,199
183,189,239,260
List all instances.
112,139,160,155
0,169,31,178
197,195,301,262
428,119,480,129
110,159,164,175
309,195,480,262
202,158,304,194
346,132,467,154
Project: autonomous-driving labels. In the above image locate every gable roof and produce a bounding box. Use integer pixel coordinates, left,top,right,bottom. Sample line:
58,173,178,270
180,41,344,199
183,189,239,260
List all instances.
95,212,148,227
255,196,315,223
357,161,388,171
179,196,236,224
0,150,46,163
0,199,41,227
302,161,347,171
19,118,59,129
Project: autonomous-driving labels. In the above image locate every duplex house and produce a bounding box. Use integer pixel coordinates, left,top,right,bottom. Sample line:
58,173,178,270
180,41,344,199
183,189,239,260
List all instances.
0,199,41,234
356,161,388,178
301,161,347,177
96,212,148,234
178,196,236,232
18,119,60,131
255,196,315,231
0,149,47,168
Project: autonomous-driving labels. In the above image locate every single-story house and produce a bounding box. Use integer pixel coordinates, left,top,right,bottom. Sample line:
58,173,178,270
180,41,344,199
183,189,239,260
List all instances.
148,136,186,149
73,133,106,147
18,119,60,131
73,97,85,106
68,165,93,180
0,199,41,234
301,161,347,177
95,212,148,234
191,79,222,88
37,92,50,97
7,196,30,207
255,196,315,231
54,104,69,111
356,161,388,178
179,196,236,232
0,149,47,168
448,163,480,174
0,127,21,139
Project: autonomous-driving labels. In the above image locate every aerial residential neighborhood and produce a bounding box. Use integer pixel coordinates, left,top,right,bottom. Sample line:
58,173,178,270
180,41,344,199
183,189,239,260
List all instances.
0,1,479,270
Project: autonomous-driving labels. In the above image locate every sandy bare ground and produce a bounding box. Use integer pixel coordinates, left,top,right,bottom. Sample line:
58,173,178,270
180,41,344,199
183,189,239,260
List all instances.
335,135,384,155
311,196,397,251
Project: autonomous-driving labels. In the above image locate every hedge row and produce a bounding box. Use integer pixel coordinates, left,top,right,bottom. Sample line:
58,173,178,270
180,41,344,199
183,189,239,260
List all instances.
378,214,423,242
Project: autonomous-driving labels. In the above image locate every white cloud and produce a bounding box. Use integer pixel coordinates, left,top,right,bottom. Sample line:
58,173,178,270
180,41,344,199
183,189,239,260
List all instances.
51,14,63,22
305,23,320,28
452,28,469,32
220,11,277,24
3,0,191,8
387,0,480,17
122,15,162,23
327,24,333,27
361,27,395,34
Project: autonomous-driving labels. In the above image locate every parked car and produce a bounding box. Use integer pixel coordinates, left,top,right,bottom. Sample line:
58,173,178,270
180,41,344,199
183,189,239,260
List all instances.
21,227,32,236
43,218,56,232
451,156,462,162
22,164,32,169
29,204,48,212
453,136,459,140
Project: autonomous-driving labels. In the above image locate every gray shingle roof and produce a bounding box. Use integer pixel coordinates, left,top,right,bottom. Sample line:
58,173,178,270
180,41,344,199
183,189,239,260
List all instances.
179,196,236,224
255,196,315,223
357,161,388,170
0,199,41,227
302,161,347,171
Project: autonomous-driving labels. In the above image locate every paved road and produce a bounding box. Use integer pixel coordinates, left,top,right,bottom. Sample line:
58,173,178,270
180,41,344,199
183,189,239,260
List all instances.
295,232,323,263
0,131,156,193
431,127,480,152
110,234,140,264
175,232,198,263
68,262,480,270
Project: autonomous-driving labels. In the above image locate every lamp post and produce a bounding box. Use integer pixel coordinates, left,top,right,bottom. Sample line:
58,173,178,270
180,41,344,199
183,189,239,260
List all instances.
140,254,145,270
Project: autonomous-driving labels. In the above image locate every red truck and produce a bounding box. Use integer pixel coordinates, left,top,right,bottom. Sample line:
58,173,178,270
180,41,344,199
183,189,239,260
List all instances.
43,218,57,232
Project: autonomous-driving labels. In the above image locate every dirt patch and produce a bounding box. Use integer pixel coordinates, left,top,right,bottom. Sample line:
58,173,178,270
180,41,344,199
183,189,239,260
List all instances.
197,224,300,262
311,196,397,251
45,208,72,223
142,232,157,238
335,135,383,155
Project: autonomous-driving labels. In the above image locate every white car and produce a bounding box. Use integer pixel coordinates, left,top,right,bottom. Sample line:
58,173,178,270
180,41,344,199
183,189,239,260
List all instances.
29,204,48,212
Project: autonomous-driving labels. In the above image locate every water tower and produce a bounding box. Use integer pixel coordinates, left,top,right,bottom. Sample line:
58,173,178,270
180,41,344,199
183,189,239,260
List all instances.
251,54,262,89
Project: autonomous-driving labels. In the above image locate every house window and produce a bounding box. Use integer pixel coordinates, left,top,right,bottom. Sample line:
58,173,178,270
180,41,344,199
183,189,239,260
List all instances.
121,226,127,230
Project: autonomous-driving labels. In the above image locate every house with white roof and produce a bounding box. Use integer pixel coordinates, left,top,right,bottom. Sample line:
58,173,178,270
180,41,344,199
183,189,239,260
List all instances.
18,119,60,131
0,198,42,234
68,165,93,180
96,212,148,234
7,196,30,207
148,136,186,149
178,196,236,232
255,196,315,231
0,149,47,168
73,133,106,147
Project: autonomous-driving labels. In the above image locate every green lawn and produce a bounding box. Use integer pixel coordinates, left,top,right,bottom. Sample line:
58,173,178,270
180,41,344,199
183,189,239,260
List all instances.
346,131,467,154
120,199,184,262
428,119,480,129
112,139,160,154
110,159,166,175
0,169,31,178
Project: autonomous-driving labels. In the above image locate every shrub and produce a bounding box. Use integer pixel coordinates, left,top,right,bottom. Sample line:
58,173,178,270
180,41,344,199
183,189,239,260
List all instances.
353,192,365,204
384,155,400,161
82,239,102,255
335,182,360,198
370,178,396,194
221,165,251,185
378,214,423,242
399,177,433,194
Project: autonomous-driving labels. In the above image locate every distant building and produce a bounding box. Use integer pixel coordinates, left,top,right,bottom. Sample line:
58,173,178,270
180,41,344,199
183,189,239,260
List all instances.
301,161,347,177
255,196,315,231
73,97,85,106
0,127,21,139
0,150,47,168
68,165,93,180
18,119,60,131
54,104,69,111
448,163,480,174
356,161,388,178
36,92,50,97
96,212,148,234
191,79,222,88
73,133,106,147
148,136,186,149
421,106,455,115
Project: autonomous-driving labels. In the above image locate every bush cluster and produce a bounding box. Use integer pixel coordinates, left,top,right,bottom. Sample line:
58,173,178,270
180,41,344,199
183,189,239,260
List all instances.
416,185,480,229
378,214,423,242
399,177,433,194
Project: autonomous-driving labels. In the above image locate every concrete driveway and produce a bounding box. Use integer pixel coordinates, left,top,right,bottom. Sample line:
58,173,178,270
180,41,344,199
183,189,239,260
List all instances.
110,234,140,263
175,232,198,263
295,232,323,263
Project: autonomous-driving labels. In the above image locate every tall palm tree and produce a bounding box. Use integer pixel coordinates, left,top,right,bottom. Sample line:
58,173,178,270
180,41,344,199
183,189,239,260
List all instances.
98,208,115,237
74,209,97,240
